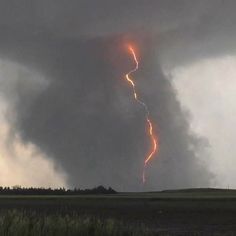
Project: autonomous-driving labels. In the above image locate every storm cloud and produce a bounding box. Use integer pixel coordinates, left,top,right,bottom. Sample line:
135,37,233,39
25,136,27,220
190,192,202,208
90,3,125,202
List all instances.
0,0,235,190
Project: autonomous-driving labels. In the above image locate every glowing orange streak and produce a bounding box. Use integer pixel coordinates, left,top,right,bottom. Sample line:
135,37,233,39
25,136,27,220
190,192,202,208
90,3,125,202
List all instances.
145,118,157,165
125,45,159,184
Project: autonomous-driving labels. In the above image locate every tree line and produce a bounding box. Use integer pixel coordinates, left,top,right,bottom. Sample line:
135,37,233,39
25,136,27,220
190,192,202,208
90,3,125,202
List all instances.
0,185,116,195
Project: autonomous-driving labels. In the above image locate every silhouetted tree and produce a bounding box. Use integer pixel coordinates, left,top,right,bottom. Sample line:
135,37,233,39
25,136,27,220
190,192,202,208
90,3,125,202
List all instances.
0,186,116,195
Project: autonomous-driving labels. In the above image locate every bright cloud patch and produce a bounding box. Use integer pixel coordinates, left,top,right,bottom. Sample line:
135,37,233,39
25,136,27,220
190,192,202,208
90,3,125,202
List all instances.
171,56,236,188
0,60,67,188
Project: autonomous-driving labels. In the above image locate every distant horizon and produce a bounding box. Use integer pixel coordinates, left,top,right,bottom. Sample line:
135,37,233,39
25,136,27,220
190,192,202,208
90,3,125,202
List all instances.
0,186,235,192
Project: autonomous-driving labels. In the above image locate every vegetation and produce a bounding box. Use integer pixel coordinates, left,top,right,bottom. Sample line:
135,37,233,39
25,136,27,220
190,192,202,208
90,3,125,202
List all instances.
0,185,116,195
0,210,153,236
0,189,235,235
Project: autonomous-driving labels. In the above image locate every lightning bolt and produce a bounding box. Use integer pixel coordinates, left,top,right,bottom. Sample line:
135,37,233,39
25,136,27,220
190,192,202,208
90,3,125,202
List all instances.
124,45,159,184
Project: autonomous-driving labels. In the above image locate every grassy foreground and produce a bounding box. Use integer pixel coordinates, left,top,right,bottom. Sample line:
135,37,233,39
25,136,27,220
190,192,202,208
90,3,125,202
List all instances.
0,210,153,236
0,189,236,235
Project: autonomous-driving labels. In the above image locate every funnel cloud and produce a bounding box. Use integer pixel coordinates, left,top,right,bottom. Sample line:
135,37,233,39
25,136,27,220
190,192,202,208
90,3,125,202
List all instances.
1,0,235,190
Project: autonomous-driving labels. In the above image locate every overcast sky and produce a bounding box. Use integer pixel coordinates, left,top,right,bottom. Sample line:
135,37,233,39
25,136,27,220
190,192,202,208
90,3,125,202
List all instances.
0,0,235,190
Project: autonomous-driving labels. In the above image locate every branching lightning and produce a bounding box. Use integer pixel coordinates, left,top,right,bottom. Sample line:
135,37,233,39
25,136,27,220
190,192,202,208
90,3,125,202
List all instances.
124,45,159,184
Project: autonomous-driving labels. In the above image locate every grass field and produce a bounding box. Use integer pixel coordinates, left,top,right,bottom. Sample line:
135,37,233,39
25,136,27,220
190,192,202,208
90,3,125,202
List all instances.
0,189,236,235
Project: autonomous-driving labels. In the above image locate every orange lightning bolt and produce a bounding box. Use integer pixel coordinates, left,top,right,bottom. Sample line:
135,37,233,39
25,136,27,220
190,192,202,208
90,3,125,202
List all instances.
124,45,159,184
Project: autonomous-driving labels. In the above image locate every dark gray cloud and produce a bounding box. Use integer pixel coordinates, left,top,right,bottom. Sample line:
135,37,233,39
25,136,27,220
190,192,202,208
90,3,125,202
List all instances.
1,0,235,190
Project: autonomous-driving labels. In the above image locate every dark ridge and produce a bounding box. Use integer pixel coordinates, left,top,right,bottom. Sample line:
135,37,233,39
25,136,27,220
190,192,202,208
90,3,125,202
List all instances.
0,186,116,195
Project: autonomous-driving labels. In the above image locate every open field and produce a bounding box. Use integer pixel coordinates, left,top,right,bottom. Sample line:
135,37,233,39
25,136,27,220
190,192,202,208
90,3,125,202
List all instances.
0,189,236,235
